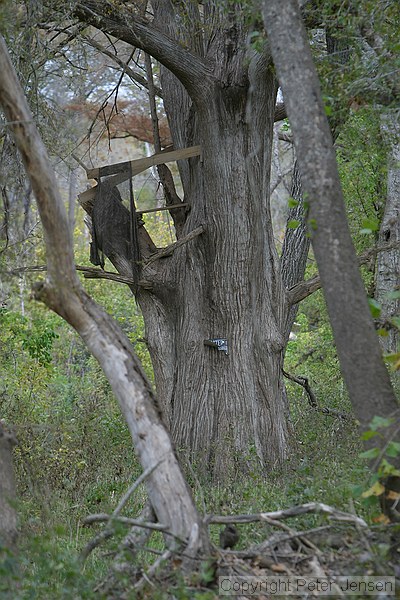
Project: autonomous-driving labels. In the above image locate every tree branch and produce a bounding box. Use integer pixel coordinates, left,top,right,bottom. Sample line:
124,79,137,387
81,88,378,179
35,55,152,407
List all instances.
288,241,400,306
274,102,287,122
74,1,213,99
83,35,163,98
142,225,204,270
282,369,317,408
83,513,168,532
206,503,367,527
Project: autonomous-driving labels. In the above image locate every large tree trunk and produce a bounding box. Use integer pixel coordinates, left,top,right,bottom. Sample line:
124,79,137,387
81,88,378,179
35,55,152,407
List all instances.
140,84,291,479
156,83,290,477
75,2,293,480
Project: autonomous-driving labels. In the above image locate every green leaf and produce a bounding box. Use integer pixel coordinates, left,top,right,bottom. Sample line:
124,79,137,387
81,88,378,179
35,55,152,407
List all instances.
288,198,299,208
378,458,400,477
359,447,380,459
377,328,388,337
369,415,394,430
361,495,378,507
308,218,317,230
324,104,333,116
351,484,365,498
368,298,381,318
360,218,379,234
287,219,300,229
361,430,379,441
384,351,400,364
386,442,400,458
390,316,400,330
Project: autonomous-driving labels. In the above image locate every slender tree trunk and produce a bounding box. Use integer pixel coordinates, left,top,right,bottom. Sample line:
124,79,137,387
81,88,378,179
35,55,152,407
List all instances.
0,35,209,554
0,422,17,550
263,0,400,519
280,161,310,343
376,112,400,355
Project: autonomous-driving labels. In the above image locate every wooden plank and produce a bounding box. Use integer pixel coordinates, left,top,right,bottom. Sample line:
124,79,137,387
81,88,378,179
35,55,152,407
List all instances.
139,203,189,214
79,145,201,207
86,145,201,179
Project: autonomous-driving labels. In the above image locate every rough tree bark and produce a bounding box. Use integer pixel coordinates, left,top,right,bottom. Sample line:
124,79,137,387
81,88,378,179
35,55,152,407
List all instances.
263,0,399,518
280,161,310,343
0,35,209,555
0,421,17,550
376,112,400,355
74,0,302,480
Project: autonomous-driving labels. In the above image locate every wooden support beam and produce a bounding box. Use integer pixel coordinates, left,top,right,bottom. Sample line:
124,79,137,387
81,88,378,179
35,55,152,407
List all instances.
79,145,201,207
139,203,189,214
87,145,201,179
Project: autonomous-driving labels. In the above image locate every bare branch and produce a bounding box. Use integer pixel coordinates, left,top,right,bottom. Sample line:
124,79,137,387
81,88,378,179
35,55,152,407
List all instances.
287,273,321,305
83,35,163,97
274,102,287,122
133,550,172,593
74,1,213,99
206,503,367,528
144,52,185,235
112,460,164,520
83,513,168,532
288,241,400,306
283,369,351,419
282,369,318,408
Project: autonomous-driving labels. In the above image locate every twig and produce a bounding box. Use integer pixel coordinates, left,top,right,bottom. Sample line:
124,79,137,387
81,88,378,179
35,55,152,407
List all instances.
83,36,163,97
71,152,89,173
288,241,400,305
83,513,168,532
282,369,318,408
133,550,172,593
80,529,114,561
112,460,164,519
224,525,332,558
81,462,165,562
283,368,351,419
261,515,321,554
2,263,153,289
206,503,367,527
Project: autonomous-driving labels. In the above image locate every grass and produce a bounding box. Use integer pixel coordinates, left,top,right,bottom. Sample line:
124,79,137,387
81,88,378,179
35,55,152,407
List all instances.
4,386,382,599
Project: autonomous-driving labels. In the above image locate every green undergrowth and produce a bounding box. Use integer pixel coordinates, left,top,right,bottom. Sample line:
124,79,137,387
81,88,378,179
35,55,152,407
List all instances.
1,287,388,598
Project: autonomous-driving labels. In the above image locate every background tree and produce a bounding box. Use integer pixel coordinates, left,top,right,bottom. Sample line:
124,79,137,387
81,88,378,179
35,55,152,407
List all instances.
263,0,399,519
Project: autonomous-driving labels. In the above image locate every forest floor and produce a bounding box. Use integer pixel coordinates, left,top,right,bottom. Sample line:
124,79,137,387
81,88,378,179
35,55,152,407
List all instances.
81,506,399,599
